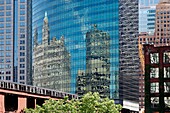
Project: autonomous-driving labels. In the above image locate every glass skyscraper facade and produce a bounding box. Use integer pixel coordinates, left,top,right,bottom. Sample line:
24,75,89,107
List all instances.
139,0,159,6
0,0,32,84
139,6,156,34
32,0,139,111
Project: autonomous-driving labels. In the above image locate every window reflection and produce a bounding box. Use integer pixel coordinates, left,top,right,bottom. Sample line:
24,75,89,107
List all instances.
150,53,159,64
164,97,170,110
151,97,159,108
150,68,159,78
150,82,159,93
164,52,170,63
164,82,170,93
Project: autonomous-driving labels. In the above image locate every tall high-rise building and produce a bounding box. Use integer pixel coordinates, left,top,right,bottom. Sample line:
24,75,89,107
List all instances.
32,0,139,111
139,6,156,34
33,13,71,92
139,0,159,6
154,0,170,46
0,0,32,84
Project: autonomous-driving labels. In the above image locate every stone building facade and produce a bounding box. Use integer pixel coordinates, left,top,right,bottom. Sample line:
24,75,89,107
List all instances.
33,13,71,92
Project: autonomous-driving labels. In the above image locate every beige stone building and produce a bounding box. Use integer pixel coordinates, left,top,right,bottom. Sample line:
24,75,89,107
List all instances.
33,13,71,92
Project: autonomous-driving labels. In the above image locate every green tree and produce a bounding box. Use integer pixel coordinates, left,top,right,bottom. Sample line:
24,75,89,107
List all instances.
25,92,122,113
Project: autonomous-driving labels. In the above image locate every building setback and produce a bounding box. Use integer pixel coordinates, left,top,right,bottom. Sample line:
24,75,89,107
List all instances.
33,13,71,92
0,0,32,84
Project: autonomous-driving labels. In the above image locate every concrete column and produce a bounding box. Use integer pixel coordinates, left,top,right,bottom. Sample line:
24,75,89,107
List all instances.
18,96,27,112
0,94,5,113
34,98,36,108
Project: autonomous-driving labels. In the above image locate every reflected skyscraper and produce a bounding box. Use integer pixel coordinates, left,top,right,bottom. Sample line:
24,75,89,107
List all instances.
33,14,71,92
32,0,139,111
76,25,110,98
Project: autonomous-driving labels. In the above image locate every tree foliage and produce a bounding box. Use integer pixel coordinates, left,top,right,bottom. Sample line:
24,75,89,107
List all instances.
25,92,122,113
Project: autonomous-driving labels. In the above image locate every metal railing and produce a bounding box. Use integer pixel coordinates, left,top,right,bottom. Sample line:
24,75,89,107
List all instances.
0,80,78,99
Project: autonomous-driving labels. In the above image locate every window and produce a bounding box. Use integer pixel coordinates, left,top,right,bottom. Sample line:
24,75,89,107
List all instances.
6,17,11,22
20,82,25,84
6,6,11,10
6,29,11,33
20,22,25,27
20,46,25,50
20,0,26,3
6,76,11,80
20,5,25,9
20,10,25,15
150,53,159,64
20,64,25,68
6,35,11,39
20,70,25,74
6,23,11,28
0,76,4,80
0,59,4,63
0,64,4,68
6,0,11,4
6,52,11,57
0,24,4,28
6,41,11,45
20,76,25,80
0,71,4,74
0,18,4,22
0,46,4,51
150,83,159,93
0,12,4,16
20,34,25,38
6,59,10,63
164,67,170,78
150,68,159,78
151,97,159,108
6,64,11,69
0,41,4,45
6,46,11,51
6,71,11,74
20,52,25,56
0,6,4,10
20,40,25,44
0,35,3,39
20,58,25,62
0,30,4,34
0,53,4,57
164,52,170,63
20,16,25,21
6,11,11,16
20,28,25,33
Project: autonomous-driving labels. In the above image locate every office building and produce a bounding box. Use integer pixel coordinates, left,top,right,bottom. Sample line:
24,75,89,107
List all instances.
32,0,140,111
139,6,156,34
139,0,159,6
0,0,32,84
154,0,170,46
33,13,71,92
144,44,170,113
